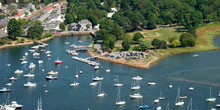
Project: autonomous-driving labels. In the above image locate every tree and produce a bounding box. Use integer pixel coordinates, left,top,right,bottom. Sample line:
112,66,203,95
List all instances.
17,18,28,28
147,17,157,29
129,11,145,30
122,34,132,51
59,22,66,31
27,20,44,39
88,15,98,27
103,34,116,50
179,33,196,47
171,40,181,48
7,18,23,40
136,38,151,51
64,13,73,24
133,32,144,42
151,38,162,49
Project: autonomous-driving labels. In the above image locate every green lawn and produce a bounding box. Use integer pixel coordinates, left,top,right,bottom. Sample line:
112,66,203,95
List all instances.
128,27,186,42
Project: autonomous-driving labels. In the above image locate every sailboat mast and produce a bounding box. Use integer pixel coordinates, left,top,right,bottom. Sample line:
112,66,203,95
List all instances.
175,87,179,103
210,86,211,97
116,75,118,83
166,103,169,110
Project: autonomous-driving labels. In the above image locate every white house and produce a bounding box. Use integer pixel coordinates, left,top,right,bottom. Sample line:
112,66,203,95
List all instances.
27,3,36,11
78,19,92,31
107,12,115,18
42,21,61,32
111,8,118,12
44,7,52,14
47,14,63,22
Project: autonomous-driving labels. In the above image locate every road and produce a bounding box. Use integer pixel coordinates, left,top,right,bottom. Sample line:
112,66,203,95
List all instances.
26,0,65,20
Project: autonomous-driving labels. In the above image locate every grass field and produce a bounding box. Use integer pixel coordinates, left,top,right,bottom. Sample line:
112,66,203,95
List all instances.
128,26,186,41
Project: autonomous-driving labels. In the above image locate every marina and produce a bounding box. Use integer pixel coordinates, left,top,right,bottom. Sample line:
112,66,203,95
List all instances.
0,35,220,110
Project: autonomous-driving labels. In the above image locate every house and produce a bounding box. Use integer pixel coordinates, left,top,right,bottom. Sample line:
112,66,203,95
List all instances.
78,19,92,31
0,18,9,33
47,13,63,22
107,12,115,18
16,13,25,19
27,3,36,11
94,24,100,30
44,7,52,14
111,8,118,12
68,22,78,31
42,21,61,32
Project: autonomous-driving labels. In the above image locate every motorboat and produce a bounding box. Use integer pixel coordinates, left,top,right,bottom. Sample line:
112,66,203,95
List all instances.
9,77,17,81
93,77,103,81
31,45,39,49
54,58,63,64
6,64,11,66
38,60,43,65
45,50,51,54
24,82,37,87
70,82,79,87
90,81,98,86
14,69,23,74
19,56,26,61
206,86,216,102
6,83,12,86
25,52,28,56
94,65,99,70
216,104,220,108
39,44,45,47
40,50,46,52
193,54,198,57
219,91,220,97
47,54,51,57
28,49,35,52
0,105,15,110
48,71,58,75
129,93,143,99
97,82,105,97
78,40,82,43
65,42,69,44
169,85,173,88
33,52,40,56
46,75,57,80
148,82,156,86
0,87,11,92
21,61,28,65
114,75,123,87
29,63,36,69
189,87,194,91
35,56,40,60
132,76,142,81
175,87,184,106
154,99,159,103
115,88,126,106
79,71,83,74
10,101,23,109
106,69,110,72
157,106,162,110
179,96,187,99
23,73,35,78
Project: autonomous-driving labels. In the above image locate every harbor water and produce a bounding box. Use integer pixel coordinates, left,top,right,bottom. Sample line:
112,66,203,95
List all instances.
0,35,220,110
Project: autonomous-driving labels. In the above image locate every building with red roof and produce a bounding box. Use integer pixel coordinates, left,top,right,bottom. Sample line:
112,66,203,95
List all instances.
44,7,52,13
15,13,25,19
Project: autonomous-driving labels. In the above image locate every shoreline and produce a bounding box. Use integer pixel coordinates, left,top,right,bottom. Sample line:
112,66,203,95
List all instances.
0,31,91,50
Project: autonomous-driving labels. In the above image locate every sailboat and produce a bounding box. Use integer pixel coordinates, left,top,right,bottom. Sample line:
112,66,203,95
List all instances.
36,97,43,110
187,98,196,110
175,87,184,106
115,88,126,106
70,81,79,87
158,91,165,100
139,98,148,109
75,68,79,79
165,103,169,110
218,91,220,97
206,86,216,102
97,82,105,97
90,73,98,86
114,75,123,87
130,80,140,90
157,102,162,110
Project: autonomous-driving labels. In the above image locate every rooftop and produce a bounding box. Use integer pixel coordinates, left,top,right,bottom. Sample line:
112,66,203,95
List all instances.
16,13,24,17
46,7,52,11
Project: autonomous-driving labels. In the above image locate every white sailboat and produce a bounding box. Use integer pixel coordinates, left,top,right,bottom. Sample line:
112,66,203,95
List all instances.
130,80,140,90
129,92,143,99
165,103,169,110
90,73,98,86
75,68,79,79
97,82,105,97
114,75,123,87
156,102,162,110
115,88,126,106
132,76,142,81
36,97,43,110
158,91,165,100
175,87,184,106
219,91,220,97
187,98,195,110
70,81,79,87
206,86,216,102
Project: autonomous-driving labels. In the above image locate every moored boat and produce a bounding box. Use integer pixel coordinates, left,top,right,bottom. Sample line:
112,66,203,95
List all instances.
206,86,216,102
21,61,28,65
90,81,98,86
14,69,23,74
38,60,43,65
23,73,35,78
46,75,57,80
24,82,37,87
54,58,63,64
48,71,58,75
129,93,143,99
10,101,23,109
132,76,142,81
29,62,36,69
93,77,103,81
0,87,11,92
9,77,17,81
148,82,156,86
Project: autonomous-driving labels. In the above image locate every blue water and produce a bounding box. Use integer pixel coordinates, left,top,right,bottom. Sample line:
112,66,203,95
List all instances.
0,35,220,110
